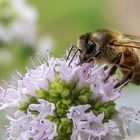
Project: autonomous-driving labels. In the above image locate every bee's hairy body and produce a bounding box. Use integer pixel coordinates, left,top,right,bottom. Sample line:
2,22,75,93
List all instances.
78,29,140,86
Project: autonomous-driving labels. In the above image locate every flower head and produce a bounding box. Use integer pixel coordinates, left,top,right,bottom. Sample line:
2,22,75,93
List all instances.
0,51,139,140
67,105,106,140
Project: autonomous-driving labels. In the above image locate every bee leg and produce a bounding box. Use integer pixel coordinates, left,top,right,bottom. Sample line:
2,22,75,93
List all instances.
84,49,101,62
114,64,133,89
105,52,122,81
104,65,109,70
68,49,79,67
67,45,82,67
105,65,118,81
67,44,81,60
94,49,101,57
86,49,101,63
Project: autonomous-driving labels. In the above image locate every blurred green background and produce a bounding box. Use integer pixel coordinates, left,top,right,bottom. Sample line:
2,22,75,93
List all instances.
0,0,140,139
28,0,118,56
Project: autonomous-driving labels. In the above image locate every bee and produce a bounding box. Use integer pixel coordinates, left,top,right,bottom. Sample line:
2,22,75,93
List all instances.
68,29,140,88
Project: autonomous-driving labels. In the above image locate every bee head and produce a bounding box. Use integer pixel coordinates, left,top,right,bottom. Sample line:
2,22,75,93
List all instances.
78,33,98,64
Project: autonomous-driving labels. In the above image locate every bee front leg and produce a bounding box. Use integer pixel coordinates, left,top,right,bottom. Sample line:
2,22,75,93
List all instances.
67,44,81,60
94,49,101,57
114,65,133,89
105,52,122,81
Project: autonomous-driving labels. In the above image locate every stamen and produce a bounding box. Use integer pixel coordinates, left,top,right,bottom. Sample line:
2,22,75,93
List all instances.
35,53,42,64
1,80,16,89
30,57,36,68
15,70,22,78
0,86,4,91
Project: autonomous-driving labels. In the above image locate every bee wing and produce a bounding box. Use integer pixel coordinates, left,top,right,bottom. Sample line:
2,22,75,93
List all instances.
123,34,140,41
112,34,140,49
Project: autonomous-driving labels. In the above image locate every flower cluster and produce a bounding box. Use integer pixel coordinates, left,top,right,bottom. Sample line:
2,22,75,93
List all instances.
0,53,138,140
0,0,54,80
0,0,37,45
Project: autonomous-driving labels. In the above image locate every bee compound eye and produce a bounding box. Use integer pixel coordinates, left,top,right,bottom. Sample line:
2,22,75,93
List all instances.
86,40,96,54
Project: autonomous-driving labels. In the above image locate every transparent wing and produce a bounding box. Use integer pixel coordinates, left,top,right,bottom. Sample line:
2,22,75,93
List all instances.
111,34,140,49
123,34,140,42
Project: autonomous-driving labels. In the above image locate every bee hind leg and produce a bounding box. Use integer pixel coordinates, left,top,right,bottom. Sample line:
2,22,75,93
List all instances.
114,64,133,89
105,52,122,81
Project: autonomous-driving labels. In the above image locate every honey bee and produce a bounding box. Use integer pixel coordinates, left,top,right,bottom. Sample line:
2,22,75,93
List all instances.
68,29,140,88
